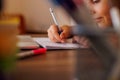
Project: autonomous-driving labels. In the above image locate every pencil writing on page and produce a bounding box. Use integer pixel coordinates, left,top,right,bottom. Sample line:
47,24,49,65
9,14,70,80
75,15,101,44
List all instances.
49,8,61,31
49,8,59,25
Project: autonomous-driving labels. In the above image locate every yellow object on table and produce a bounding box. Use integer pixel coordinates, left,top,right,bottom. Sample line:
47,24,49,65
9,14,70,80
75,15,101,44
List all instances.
0,16,19,71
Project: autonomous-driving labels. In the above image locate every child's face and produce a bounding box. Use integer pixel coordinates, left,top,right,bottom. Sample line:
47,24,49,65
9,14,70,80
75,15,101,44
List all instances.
83,0,112,29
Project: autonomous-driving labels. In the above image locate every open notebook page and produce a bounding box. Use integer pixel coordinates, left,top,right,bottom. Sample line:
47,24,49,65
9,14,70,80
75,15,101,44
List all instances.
33,37,85,50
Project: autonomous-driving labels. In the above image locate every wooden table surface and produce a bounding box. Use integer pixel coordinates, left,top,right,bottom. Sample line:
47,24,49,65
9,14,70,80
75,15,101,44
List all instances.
9,34,107,80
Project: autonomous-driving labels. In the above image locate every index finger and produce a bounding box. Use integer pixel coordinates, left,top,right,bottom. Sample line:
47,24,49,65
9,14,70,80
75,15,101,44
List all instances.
51,26,62,42
52,31,61,41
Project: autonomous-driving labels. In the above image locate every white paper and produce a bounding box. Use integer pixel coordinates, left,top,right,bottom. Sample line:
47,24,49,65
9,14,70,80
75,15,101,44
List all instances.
33,37,84,50
17,35,39,49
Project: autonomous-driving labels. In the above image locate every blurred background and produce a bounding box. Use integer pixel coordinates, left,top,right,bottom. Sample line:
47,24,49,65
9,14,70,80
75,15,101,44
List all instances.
2,0,71,33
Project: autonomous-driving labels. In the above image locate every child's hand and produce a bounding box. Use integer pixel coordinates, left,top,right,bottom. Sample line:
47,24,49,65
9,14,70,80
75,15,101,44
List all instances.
47,25,72,43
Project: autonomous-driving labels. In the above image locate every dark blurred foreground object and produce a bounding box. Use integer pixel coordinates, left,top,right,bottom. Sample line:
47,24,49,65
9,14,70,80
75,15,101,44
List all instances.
109,0,120,80
50,0,120,80
0,70,5,80
0,0,5,80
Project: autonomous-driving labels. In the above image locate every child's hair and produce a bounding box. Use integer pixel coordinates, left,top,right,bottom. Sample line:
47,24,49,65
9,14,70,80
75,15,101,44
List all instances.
111,0,120,9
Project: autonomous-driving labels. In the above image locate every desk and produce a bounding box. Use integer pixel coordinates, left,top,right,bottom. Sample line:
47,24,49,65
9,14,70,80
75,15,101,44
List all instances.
9,34,104,80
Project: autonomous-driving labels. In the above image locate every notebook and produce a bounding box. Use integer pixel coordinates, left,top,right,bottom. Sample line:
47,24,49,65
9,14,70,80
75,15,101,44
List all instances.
17,35,39,49
33,37,84,50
